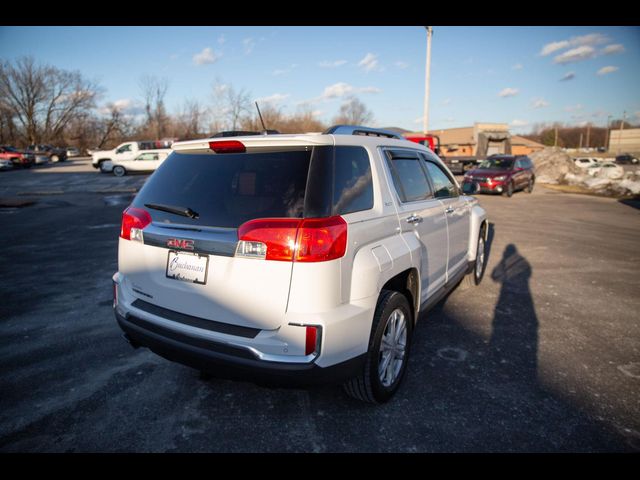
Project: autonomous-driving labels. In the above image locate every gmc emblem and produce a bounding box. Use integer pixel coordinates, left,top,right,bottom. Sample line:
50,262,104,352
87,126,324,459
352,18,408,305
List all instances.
167,238,195,250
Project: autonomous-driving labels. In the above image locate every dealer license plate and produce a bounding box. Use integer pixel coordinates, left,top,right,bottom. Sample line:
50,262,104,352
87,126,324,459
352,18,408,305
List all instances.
166,250,209,285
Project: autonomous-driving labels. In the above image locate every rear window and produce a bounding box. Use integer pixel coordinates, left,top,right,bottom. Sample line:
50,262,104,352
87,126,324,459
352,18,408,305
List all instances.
133,150,311,228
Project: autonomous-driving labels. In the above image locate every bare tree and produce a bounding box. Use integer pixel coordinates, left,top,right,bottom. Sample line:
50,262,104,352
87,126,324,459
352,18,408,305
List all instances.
138,74,170,139
210,79,251,132
176,99,206,139
0,56,99,144
332,96,373,125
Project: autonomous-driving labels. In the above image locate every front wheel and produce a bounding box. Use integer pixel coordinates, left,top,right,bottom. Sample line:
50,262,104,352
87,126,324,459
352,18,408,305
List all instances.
504,181,514,197
461,223,487,289
343,290,413,404
113,165,126,177
526,178,534,193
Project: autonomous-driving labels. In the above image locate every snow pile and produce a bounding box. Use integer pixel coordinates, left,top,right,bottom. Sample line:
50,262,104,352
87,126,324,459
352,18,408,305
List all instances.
531,147,640,197
529,147,581,184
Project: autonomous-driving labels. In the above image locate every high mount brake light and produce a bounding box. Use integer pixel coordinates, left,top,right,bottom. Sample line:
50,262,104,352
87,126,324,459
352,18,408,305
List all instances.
236,216,347,263
120,207,152,241
208,140,246,154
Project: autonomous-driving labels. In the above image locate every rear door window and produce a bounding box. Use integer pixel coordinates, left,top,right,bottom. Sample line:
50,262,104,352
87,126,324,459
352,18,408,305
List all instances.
385,150,432,203
423,160,459,199
133,150,312,228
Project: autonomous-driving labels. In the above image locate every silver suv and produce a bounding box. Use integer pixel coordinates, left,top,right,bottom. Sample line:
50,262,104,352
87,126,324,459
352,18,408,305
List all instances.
113,126,488,403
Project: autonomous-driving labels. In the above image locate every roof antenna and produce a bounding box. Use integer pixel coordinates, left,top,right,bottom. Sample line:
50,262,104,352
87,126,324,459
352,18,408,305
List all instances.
255,101,268,135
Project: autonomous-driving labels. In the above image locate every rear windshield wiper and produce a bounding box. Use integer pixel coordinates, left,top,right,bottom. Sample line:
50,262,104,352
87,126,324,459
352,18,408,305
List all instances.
145,203,199,219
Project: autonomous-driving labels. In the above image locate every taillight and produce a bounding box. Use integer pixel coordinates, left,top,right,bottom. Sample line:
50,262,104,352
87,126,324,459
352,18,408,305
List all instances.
208,140,246,154
236,216,347,262
296,216,347,263
237,218,301,261
305,326,319,356
120,207,152,241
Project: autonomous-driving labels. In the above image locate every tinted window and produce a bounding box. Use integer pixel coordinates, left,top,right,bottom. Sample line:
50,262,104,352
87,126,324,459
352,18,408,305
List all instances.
386,152,432,202
133,150,311,228
424,161,458,199
333,146,373,215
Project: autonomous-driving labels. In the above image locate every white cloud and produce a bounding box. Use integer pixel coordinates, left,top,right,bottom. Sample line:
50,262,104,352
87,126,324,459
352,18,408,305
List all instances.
560,71,576,81
570,33,609,47
193,47,219,65
318,60,347,68
498,87,519,98
554,46,597,64
272,64,297,76
394,61,409,69
531,98,549,109
601,44,625,55
540,40,570,56
597,65,619,75
512,63,523,70
218,34,226,45
256,93,290,105
564,104,583,112
243,37,256,55
511,119,529,127
321,82,381,100
100,98,144,116
357,53,380,72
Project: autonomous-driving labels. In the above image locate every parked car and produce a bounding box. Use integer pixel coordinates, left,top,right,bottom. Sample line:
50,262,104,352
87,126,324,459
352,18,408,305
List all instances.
615,154,639,165
574,157,599,169
92,141,173,172
587,162,625,179
0,145,34,168
0,158,14,171
112,125,488,403
66,147,80,157
27,144,67,163
111,150,170,176
462,155,535,197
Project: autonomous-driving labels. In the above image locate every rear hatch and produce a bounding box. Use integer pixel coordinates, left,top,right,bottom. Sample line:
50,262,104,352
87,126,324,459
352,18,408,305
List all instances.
118,139,319,331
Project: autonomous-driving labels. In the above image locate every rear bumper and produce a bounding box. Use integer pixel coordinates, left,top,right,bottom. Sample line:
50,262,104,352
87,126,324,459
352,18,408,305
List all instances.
115,309,365,386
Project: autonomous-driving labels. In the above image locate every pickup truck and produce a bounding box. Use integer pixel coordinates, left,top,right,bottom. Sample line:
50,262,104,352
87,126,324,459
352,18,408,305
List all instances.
92,140,173,172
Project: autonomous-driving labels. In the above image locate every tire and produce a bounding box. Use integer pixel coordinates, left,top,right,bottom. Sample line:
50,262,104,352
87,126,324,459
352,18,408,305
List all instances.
343,290,413,404
504,181,514,197
113,166,126,177
525,178,534,193
99,161,110,173
461,223,487,290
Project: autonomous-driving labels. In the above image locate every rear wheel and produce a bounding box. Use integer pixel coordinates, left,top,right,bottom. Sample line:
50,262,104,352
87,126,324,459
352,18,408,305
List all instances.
343,290,412,404
113,165,126,177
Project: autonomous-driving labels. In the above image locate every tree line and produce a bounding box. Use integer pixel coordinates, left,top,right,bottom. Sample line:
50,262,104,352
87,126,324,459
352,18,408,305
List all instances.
0,56,374,152
521,121,638,150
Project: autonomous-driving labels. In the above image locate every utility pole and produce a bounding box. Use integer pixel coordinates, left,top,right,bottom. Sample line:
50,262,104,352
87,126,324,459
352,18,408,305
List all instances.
618,111,626,153
586,123,590,150
606,115,612,152
423,26,433,135
579,133,583,150
554,125,558,147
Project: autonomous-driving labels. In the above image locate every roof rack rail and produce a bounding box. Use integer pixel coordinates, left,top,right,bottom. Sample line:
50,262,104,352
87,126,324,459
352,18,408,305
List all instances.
323,125,403,140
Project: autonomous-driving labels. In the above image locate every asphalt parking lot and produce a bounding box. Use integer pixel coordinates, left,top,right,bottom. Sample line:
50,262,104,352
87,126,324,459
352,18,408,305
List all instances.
1,160,639,452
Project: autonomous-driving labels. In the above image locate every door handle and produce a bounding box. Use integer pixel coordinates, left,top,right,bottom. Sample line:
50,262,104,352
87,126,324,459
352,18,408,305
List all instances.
405,214,422,224
445,206,455,214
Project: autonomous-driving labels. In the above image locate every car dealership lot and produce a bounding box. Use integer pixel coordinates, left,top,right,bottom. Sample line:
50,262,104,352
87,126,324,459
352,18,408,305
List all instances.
0,166,639,452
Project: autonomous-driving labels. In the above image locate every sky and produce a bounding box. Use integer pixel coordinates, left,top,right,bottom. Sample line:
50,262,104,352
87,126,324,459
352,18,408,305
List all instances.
0,26,639,134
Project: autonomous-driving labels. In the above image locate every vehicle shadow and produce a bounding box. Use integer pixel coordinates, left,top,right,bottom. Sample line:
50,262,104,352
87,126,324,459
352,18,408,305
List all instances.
618,197,640,210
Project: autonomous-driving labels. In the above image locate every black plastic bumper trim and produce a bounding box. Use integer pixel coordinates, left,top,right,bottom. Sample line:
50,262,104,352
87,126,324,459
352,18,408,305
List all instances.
131,298,260,339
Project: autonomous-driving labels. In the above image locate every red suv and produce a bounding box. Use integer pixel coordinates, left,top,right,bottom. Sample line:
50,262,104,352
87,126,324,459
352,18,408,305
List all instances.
462,155,535,197
0,145,35,169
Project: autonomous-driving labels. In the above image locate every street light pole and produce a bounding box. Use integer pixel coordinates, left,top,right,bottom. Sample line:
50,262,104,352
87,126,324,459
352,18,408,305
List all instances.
423,26,433,135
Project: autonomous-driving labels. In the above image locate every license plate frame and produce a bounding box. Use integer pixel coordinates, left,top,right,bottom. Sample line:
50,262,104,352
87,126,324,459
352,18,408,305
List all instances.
165,250,209,285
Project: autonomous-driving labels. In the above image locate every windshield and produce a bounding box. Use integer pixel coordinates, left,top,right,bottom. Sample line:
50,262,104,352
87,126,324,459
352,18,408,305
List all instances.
477,158,514,170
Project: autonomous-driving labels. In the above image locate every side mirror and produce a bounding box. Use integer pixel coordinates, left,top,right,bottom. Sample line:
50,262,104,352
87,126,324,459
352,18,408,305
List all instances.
462,182,480,195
